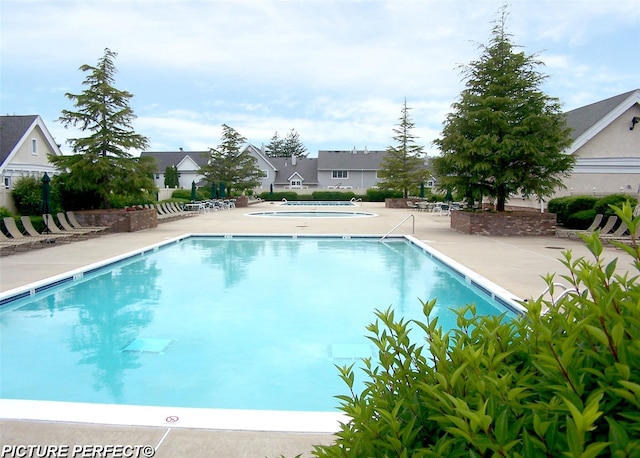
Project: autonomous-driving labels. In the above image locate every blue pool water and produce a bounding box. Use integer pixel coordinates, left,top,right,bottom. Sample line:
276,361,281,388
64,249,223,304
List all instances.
246,210,376,218
0,236,518,413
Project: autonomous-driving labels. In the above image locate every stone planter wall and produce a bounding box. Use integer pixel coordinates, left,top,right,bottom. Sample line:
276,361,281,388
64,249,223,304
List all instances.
385,198,419,209
74,208,158,233
234,196,249,208
451,211,557,236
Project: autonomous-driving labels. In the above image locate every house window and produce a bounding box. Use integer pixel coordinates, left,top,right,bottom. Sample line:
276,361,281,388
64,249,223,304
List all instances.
4,177,10,189
155,174,160,179
261,170,268,178
427,180,434,187
332,170,348,179
31,139,37,155
290,179,302,188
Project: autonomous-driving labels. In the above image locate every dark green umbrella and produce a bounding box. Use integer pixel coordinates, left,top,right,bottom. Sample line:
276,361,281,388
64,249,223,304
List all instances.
219,182,226,198
419,182,425,198
445,189,453,203
40,173,52,232
269,183,273,196
190,181,197,201
210,182,217,199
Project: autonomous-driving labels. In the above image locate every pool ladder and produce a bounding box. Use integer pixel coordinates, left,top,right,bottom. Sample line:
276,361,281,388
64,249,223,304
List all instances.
379,214,415,241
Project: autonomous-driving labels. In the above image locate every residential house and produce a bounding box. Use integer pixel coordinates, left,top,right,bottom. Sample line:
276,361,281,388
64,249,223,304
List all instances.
561,88,640,197
511,89,640,210
317,149,386,190
141,149,209,193
0,115,63,212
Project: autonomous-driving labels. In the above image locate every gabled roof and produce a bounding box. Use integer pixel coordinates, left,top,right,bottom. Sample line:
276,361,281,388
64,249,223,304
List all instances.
140,150,209,171
268,156,319,185
317,150,387,170
565,88,640,153
0,115,63,169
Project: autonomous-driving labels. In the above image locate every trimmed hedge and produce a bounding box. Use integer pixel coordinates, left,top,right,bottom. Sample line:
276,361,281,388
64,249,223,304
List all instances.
549,194,638,229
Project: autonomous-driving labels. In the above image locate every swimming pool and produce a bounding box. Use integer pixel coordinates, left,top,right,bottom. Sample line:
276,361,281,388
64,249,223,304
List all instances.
246,210,377,218
0,235,522,432
280,201,357,206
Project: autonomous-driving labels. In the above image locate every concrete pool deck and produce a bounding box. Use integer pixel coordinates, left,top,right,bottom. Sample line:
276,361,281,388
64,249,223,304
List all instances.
1,201,636,457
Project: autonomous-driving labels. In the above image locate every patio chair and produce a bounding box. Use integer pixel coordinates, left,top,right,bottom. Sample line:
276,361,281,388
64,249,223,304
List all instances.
600,221,629,239
0,225,36,253
43,214,89,240
4,216,57,246
19,216,73,244
56,212,104,236
67,211,109,231
598,216,618,236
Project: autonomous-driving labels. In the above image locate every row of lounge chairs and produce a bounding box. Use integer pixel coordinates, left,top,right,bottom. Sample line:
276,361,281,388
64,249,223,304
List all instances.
567,213,639,244
0,212,109,256
148,202,199,222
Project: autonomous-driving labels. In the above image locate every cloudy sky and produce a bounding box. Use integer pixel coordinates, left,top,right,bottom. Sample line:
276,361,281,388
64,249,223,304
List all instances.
1,0,638,157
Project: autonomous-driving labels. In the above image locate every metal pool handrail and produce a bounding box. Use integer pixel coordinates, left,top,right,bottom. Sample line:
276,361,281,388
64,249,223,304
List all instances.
379,214,415,241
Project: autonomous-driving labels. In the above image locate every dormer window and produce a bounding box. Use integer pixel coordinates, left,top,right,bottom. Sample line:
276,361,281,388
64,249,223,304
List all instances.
31,139,37,155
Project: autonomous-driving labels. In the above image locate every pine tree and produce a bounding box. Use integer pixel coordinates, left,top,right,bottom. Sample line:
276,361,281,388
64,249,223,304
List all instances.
432,7,574,211
282,128,308,157
377,99,428,198
265,131,285,157
200,124,265,195
51,48,155,209
265,129,307,157
164,165,179,188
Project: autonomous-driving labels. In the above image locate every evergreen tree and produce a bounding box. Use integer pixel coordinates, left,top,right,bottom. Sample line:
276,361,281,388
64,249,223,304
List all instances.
282,128,308,157
377,99,428,198
164,165,179,188
51,48,156,209
265,129,307,157
200,124,265,195
432,7,574,211
265,131,285,157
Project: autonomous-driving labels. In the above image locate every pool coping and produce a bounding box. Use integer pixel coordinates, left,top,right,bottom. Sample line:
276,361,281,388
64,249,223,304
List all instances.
0,233,525,432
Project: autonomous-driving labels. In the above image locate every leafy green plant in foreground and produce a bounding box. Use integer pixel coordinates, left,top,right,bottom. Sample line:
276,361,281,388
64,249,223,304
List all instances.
314,203,640,457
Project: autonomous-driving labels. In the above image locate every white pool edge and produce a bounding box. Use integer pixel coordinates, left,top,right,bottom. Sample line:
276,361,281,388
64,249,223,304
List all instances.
0,399,346,433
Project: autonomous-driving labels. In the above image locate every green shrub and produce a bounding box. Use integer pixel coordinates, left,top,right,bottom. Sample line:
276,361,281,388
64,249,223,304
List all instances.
314,203,640,457
547,196,598,227
566,208,598,229
311,191,356,201
11,176,46,215
566,196,598,217
594,194,637,220
0,207,12,219
257,191,299,201
365,188,403,202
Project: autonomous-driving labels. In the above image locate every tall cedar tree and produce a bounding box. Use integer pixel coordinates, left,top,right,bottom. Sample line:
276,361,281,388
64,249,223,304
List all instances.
432,8,574,211
51,48,156,209
200,124,265,195
265,131,285,157
377,99,428,198
265,129,307,157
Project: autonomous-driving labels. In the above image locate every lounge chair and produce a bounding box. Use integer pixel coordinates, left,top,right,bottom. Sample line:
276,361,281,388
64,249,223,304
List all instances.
598,216,618,236
67,211,109,231
563,213,603,238
4,217,58,246
19,216,73,244
0,227,36,253
56,212,105,236
601,221,630,239
43,214,89,240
